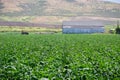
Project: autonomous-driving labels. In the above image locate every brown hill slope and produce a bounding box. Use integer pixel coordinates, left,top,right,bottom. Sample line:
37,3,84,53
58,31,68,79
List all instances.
0,0,119,17
0,0,120,25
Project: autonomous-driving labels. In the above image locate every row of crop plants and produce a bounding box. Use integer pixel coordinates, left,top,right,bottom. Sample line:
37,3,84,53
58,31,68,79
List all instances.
0,33,120,79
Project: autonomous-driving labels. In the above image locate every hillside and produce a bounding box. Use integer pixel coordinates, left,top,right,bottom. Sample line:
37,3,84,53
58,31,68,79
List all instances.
0,0,120,24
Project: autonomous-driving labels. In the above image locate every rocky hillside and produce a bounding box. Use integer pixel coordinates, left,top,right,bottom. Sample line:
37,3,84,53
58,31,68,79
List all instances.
0,0,119,17
0,0,120,25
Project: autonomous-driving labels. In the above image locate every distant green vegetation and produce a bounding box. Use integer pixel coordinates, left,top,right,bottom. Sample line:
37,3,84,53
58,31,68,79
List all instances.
0,26,61,32
105,25,116,34
0,25,117,34
0,16,34,22
0,33,120,79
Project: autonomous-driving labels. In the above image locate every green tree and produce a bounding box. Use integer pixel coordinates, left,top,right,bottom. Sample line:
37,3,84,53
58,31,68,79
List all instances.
115,21,120,34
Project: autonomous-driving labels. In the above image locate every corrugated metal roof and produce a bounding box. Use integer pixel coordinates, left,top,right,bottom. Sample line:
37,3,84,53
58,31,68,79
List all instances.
63,25,104,28
63,21,104,26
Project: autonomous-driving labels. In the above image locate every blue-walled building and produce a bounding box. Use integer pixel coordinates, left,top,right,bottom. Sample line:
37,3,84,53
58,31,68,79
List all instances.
62,21,104,34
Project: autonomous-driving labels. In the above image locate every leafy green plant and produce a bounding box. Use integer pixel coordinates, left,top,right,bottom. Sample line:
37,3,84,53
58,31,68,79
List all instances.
0,33,120,79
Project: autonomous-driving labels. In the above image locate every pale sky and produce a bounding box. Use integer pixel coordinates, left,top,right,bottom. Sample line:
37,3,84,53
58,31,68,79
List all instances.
103,0,120,3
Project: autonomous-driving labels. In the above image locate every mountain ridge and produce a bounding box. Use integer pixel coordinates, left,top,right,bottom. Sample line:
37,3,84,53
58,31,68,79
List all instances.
0,0,120,17
0,0,120,24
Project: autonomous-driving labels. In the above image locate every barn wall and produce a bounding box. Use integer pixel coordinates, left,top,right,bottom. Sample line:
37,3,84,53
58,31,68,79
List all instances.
62,28,104,34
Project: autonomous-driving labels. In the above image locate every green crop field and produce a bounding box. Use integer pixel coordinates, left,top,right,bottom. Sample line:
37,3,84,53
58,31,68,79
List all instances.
0,33,120,80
